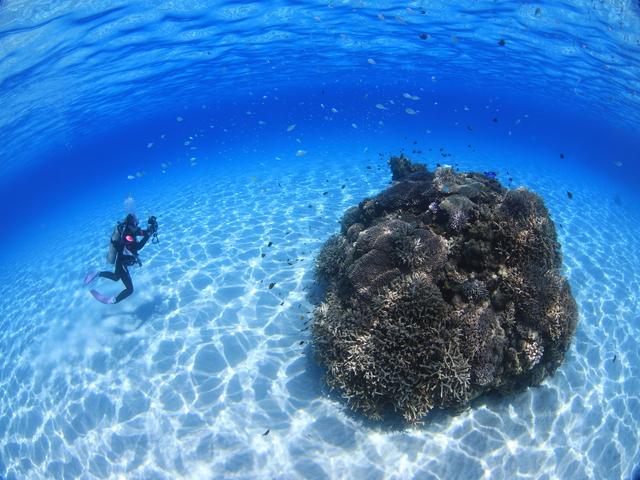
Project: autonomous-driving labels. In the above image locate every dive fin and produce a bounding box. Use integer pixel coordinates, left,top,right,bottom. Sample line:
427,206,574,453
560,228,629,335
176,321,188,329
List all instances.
84,271,99,285
90,289,116,304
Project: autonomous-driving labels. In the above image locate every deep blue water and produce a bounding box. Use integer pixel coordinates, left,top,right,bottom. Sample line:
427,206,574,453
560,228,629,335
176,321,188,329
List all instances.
1,1,639,479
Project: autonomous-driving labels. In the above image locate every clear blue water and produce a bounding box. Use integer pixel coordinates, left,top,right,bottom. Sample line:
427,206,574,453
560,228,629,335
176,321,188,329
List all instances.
1,1,640,479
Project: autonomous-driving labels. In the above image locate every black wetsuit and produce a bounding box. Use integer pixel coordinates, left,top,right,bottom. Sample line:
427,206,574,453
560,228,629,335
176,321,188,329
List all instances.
99,226,150,303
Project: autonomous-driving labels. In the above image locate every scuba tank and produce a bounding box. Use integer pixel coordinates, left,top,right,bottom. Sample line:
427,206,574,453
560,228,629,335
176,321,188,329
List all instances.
106,222,124,264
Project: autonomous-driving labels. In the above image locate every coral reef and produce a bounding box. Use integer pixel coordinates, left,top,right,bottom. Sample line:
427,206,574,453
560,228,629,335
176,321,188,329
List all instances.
312,157,578,422
388,153,427,181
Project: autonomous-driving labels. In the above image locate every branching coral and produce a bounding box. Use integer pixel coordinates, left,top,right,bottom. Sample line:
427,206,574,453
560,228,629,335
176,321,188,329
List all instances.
312,158,578,423
315,234,347,281
462,279,489,303
521,339,544,369
449,209,468,232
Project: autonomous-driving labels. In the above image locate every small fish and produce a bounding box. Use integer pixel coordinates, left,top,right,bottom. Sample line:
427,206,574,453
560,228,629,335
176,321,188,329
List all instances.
613,160,623,167
268,241,273,247
261,253,266,258
299,341,305,345
375,103,387,110
268,282,276,289
567,191,573,199
560,153,565,159
147,142,154,148
287,124,296,132
351,123,358,129
262,429,270,436
483,171,497,179
613,355,617,362
295,150,307,157
367,58,376,64
176,116,183,122
405,107,417,115
498,39,506,46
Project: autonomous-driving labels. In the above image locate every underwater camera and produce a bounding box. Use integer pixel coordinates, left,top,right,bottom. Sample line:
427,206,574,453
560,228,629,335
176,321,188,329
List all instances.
147,215,159,243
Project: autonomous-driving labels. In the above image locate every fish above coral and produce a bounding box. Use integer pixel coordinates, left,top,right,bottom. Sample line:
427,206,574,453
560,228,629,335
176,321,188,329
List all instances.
312,155,578,422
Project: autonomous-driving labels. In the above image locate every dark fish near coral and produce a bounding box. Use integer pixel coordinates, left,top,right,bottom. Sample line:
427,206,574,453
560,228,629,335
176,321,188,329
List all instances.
262,429,270,436
567,191,573,199
268,282,276,289
484,171,498,179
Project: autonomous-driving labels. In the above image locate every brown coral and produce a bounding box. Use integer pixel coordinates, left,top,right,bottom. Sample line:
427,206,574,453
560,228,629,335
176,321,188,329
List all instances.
312,157,578,422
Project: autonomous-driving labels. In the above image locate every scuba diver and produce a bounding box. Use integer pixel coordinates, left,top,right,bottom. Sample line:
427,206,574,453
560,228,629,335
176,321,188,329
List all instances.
84,213,158,304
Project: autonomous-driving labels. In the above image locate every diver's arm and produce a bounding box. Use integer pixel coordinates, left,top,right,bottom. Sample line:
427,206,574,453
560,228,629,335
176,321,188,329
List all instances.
136,231,151,250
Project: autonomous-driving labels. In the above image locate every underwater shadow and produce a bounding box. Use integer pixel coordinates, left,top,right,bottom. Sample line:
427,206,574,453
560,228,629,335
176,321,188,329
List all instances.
284,342,325,405
111,294,177,335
